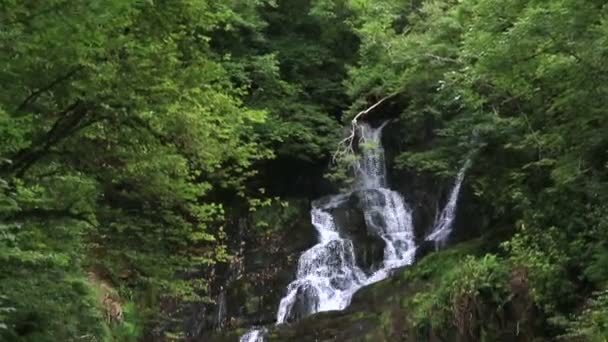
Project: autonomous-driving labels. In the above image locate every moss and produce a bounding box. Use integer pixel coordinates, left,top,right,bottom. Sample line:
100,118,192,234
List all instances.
379,311,393,339
404,239,486,281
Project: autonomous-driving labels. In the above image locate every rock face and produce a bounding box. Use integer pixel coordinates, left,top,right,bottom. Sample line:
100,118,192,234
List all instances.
228,202,318,327
200,190,392,341
281,282,320,323
189,199,318,338
323,191,387,274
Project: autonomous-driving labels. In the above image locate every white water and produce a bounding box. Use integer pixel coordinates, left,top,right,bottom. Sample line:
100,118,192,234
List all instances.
215,290,226,331
426,159,471,246
240,123,468,341
355,121,389,189
275,199,367,324
356,123,416,281
240,327,267,342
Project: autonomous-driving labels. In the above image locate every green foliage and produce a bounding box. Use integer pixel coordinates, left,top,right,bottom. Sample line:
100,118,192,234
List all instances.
503,226,573,312
251,198,298,232
215,0,358,163
325,152,359,188
343,0,608,338
110,302,144,342
0,268,110,342
410,251,509,339
585,245,608,289
561,289,608,342
3,0,608,339
0,0,361,338
0,172,108,340
395,150,452,176
0,0,284,339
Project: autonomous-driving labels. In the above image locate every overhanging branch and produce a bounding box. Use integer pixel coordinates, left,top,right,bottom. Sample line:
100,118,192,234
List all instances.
332,93,397,164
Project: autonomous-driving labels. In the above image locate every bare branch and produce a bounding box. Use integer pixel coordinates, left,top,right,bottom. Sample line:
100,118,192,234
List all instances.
332,94,396,164
423,53,461,64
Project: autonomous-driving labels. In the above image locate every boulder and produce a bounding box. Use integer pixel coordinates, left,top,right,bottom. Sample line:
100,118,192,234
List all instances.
325,191,386,274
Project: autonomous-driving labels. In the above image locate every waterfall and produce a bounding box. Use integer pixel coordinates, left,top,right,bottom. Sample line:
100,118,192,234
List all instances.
355,121,389,189
240,327,267,342
426,160,471,247
215,290,227,331
361,188,416,283
275,200,366,324
356,123,416,278
240,122,463,341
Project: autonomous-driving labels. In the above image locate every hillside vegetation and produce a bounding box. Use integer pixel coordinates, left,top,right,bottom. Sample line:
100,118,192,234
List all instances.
1,0,607,341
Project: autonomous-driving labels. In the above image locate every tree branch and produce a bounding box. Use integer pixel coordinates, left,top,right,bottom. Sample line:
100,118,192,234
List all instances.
423,53,461,65
332,94,397,164
8,101,91,177
16,66,83,113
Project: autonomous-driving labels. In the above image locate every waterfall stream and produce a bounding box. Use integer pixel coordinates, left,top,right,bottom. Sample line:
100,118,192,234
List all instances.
426,159,471,247
240,122,468,342
240,327,267,342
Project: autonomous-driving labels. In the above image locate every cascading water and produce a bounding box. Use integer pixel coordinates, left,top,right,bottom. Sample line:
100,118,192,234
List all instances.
240,327,267,342
240,122,467,341
275,198,366,324
356,123,416,282
273,123,417,324
426,159,471,247
215,290,227,331
355,121,389,189
361,188,417,282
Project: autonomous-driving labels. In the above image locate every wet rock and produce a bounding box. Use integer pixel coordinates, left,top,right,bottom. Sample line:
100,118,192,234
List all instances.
283,284,320,323
200,199,318,335
327,192,385,274
414,239,438,263
329,276,351,291
297,240,358,278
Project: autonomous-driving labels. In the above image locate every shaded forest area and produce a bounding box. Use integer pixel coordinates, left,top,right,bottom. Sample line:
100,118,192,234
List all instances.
1,0,607,341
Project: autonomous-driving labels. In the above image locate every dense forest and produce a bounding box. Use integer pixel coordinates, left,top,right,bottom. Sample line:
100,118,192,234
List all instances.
1,0,607,341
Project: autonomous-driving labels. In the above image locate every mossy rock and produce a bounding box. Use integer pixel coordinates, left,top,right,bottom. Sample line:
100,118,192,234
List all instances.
258,239,507,342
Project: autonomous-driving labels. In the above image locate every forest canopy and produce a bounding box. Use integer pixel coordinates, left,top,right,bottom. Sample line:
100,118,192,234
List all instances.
1,0,607,341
